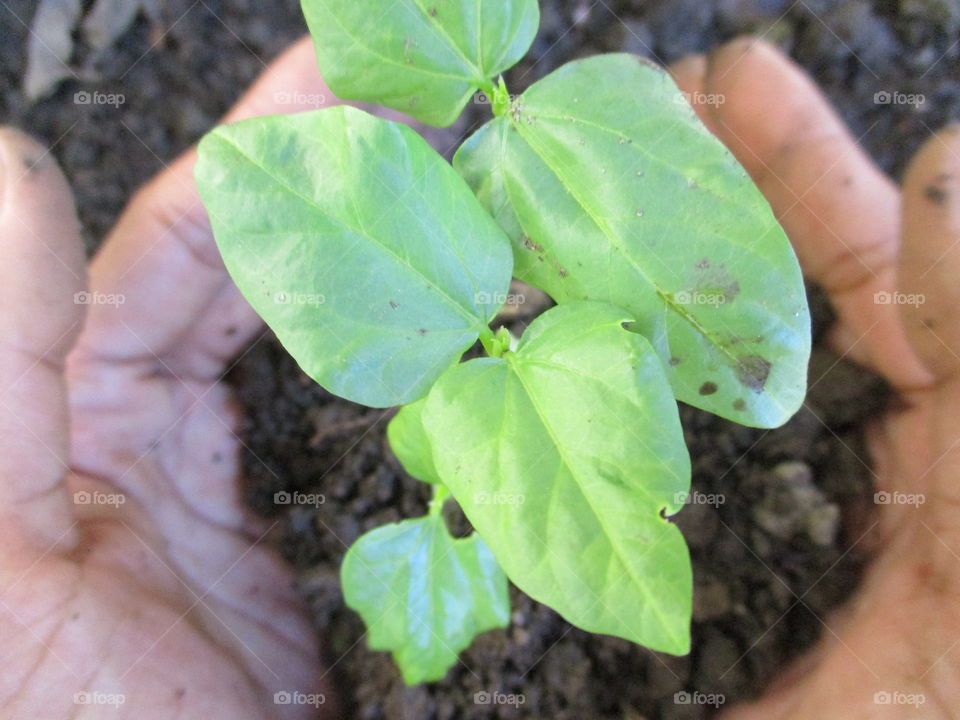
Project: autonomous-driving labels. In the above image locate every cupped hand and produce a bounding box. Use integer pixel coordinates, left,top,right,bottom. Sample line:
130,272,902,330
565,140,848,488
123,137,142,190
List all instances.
671,39,960,718
0,38,351,720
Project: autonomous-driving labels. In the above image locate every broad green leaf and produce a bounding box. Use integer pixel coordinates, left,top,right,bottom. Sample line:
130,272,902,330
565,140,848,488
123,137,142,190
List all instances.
195,106,513,408
454,54,810,428
422,302,692,654
301,0,539,126
388,399,441,483
341,515,510,683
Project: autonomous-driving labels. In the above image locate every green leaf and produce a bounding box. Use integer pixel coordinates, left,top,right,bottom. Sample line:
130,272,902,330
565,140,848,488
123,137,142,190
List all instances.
195,106,513,408
388,399,441,483
301,0,539,126
422,302,693,654
454,54,810,428
341,515,510,683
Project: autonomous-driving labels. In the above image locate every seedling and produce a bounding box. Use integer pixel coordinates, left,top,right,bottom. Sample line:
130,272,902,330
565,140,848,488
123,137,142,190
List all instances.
194,0,810,684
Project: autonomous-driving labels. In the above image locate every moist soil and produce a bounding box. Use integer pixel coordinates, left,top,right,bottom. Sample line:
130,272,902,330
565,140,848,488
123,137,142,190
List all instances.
3,1,956,718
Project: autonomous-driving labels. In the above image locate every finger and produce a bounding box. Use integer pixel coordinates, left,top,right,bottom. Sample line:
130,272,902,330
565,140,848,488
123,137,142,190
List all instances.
0,128,85,553
68,37,324,381
668,53,719,134
899,125,960,383
71,37,450,383
702,37,932,391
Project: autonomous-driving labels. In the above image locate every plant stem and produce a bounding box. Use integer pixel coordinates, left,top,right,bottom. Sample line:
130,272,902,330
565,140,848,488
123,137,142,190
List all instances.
428,484,450,516
479,326,497,356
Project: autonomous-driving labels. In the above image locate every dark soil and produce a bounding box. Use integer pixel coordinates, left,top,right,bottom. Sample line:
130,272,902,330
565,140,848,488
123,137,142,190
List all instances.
2,1,955,718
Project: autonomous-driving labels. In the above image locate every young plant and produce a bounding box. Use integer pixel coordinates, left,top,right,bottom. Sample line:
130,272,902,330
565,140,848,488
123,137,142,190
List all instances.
194,0,810,684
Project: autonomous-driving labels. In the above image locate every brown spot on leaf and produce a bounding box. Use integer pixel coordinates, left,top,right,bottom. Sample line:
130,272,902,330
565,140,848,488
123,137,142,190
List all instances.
695,258,710,269
559,267,569,278
736,355,772,392
417,328,427,335
428,7,437,16
522,235,544,253
699,381,718,396
733,398,746,411
389,300,399,309
669,357,682,366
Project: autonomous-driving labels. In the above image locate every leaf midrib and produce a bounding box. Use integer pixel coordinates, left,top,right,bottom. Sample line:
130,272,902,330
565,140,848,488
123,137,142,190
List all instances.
213,132,485,330
506,354,685,649
505,116,744,373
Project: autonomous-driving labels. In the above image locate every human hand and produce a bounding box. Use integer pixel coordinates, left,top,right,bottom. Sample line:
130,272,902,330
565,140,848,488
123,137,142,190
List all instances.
0,38,360,720
671,38,960,718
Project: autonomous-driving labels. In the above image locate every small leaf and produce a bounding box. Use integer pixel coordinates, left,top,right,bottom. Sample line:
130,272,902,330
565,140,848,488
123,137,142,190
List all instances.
423,302,692,654
301,0,540,126
388,399,440,483
342,515,510,683
195,106,513,408
455,54,810,428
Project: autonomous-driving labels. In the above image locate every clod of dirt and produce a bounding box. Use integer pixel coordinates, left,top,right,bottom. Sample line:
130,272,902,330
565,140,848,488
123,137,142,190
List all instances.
751,462,841,546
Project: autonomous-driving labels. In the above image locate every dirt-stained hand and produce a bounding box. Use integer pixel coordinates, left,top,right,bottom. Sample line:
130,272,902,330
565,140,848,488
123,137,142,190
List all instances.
672,38,960,719
0,38,342,720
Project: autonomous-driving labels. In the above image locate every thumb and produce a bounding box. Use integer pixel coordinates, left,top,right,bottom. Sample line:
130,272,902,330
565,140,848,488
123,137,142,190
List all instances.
0,128,85,556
